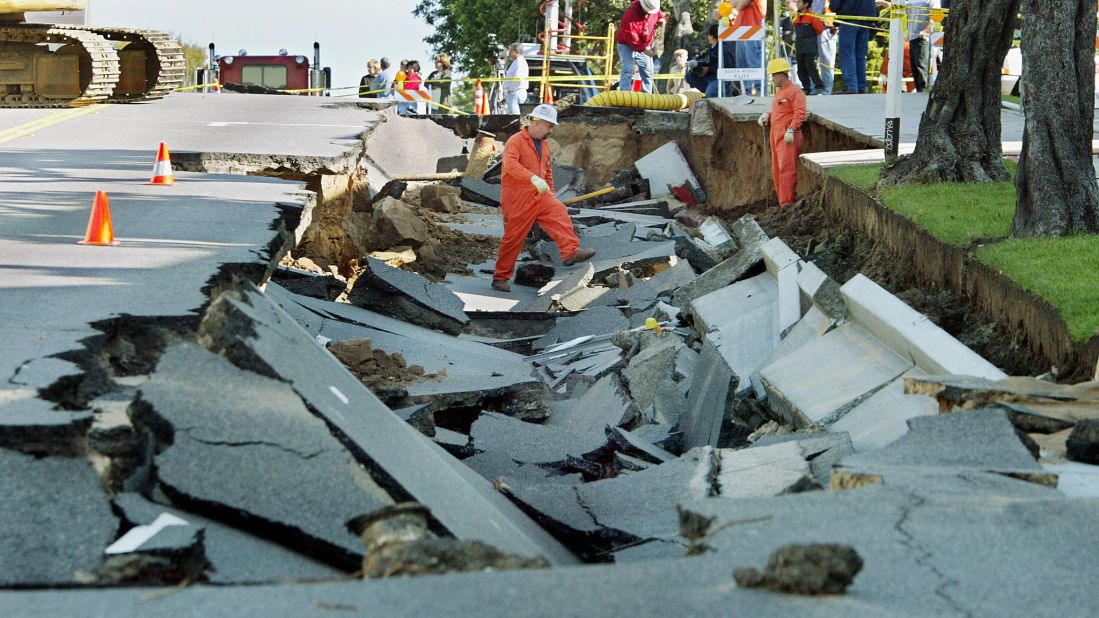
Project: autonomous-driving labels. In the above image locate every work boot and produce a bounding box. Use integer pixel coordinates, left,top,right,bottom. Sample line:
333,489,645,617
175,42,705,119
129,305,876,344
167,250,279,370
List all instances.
491,279,511,292
562,247,596,266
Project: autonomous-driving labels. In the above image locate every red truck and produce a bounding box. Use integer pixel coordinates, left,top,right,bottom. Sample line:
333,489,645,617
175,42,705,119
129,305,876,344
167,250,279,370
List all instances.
198,42,330,95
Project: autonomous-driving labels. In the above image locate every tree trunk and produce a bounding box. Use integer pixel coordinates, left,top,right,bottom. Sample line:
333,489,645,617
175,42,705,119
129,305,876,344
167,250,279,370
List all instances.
879,0,1020,186
1011,0,1099,236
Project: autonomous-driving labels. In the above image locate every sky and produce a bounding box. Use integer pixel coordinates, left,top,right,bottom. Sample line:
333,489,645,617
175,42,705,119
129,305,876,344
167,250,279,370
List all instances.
87,0,436,92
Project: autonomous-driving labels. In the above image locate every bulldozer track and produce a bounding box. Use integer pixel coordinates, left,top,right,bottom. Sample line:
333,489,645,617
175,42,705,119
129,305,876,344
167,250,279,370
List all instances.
73,26,185,102
0,24,119,108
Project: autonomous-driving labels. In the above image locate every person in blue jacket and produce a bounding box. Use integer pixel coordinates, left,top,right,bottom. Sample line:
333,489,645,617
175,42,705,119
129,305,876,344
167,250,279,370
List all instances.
830,0,878,93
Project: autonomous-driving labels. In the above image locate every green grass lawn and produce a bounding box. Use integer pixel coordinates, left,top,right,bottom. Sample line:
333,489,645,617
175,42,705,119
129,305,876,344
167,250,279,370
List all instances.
977,236,1099,342
1002,94,1021,105
825,160,1097,342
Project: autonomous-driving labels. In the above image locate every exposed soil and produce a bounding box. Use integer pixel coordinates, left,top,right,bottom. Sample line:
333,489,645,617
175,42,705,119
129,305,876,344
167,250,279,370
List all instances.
328,338,445,402
713,194,1049,377
407,222,500,282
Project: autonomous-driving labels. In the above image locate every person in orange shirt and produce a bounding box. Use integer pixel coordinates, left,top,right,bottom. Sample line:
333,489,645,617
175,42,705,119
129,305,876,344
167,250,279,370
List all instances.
757,58,807,207
492,104,596,292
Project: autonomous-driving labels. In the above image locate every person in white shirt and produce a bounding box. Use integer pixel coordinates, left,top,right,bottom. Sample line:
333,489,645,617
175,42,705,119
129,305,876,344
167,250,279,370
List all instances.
504,43,530,114
810,0,837,95
905,0,940,91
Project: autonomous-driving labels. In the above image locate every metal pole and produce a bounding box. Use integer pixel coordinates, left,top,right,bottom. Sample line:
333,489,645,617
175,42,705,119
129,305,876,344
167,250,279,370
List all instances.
541,25,552,103
884,7,903,161
545,0,559,55
562,0,574,54
207,43,216,92
312,42,323,97
606,23,616,90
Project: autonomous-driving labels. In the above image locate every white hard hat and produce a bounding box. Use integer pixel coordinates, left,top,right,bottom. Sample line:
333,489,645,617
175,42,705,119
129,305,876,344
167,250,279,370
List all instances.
640,0,660,13
530,103,558,125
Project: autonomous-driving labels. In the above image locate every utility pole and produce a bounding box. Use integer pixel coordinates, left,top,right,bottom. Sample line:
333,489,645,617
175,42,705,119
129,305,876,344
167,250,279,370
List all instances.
884,7,903,161
544,0,560,54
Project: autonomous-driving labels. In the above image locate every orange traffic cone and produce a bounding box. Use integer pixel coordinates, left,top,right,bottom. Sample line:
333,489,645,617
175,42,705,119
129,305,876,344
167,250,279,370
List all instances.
474,79,485,116
631,67,642,92
150,142,174,185
78,191,119,246
481,90,492,115
543,86,554,104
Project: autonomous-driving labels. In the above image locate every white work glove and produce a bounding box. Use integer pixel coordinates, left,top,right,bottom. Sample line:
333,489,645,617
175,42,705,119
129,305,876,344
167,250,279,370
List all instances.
757,113,769,127
784,128,795,144
531,175,549,194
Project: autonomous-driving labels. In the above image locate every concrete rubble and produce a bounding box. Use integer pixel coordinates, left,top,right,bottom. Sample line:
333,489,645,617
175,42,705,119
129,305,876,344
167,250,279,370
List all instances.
4,103,1098,616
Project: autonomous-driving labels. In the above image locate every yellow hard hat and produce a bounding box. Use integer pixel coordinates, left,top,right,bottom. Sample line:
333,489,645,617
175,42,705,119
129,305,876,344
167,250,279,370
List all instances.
767,58,791,75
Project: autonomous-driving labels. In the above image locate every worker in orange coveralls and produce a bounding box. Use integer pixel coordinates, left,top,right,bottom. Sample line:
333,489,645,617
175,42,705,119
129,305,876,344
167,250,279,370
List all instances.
757,57,807,207
492,104,596,292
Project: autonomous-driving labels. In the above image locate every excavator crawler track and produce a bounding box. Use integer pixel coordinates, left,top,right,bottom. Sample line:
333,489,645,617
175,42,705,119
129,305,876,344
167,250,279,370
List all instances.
73,26,185,102
0,24,119,108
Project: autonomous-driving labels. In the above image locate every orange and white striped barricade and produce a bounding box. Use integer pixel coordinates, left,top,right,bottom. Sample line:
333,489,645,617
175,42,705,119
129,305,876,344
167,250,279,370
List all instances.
716,23,766,95
394,88,433,114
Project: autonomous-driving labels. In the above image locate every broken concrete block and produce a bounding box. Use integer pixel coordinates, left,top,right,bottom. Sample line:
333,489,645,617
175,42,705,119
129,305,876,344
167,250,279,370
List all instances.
622,334,682,411
1067,420,1099,465
673,215,769,306
134,343,394,568
0,391,92,457
533,306,628,351
499,476,612,553
689,98,715,136
198,283,576,565
544,374,638,438
519,263,596,313
348,257,469,335
632,423,679,450
797,261,848,321
472,412,610,467
833,409,1053,488
829,368,938,452
693,273,781,395
599,260,697,308
634,141,702,198
558,286,611,312
841,274,1006,380
420,185,463,213
717,441,820,497
607,426,676,464
370,197,432,250
515,263,556,288
273,269,346,302
761,238,801,335
760,322,913,429
749,305,835,396
734,544,863,595
113,493,341,583
0,448,117,586
747,432,855,488
679,340,737,450
699,217,736,252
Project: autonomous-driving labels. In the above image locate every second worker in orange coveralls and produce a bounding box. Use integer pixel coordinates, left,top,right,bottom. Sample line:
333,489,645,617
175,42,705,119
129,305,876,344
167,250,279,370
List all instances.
757,58,807,207
492,104,596,292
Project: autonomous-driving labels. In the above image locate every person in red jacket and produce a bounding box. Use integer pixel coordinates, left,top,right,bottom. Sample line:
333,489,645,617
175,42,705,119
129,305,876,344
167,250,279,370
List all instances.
757,58,807,207
492,104,596,292
616,0,666,93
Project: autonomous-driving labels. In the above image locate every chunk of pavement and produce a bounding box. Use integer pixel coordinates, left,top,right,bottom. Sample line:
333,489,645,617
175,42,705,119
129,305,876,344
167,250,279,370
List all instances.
760,322,913,429
519,263,596,313
460,176,502,207
272,270,346,302
633,141,702,197
762,237,801,335
614,451,656,472
1067,420,1099,464
733,543,863,595
832,408,1054,489
545,374,638,437
348,257,469,335
533,306,628,351
675,346,700,395
829,368,938,452
471,412,610,467
96,517,206,585
607,426,676,463
113,493,341,583
599,260,697,308
717,441,819,497
0,391,92,456
420,185,463,213
133,343,394,568
749,306,835,396
673,215,769,306
692,273,781,395
558,286,611,312
515,262,556,288
498,477,613,550
797,261,848,321
699,217,736,252
903,375,1099,431
744,432,855,488
632,422,679,450
0,448,117,586
462,451,581,486
674,232,723,273
432,427,475,458
679,339,737,450
198,282,576,565
352,504,550,578
622,334,683,412
395,404,435,437
370,197,432,249
841,274,1006,380
575,446,718,543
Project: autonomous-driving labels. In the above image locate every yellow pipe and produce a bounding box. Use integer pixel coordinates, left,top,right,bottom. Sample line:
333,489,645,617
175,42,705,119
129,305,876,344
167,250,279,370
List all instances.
586,90,704,111
562,186,616,205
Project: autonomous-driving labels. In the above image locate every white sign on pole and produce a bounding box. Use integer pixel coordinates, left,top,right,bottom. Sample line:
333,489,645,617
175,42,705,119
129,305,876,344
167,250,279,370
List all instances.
719,68,764,81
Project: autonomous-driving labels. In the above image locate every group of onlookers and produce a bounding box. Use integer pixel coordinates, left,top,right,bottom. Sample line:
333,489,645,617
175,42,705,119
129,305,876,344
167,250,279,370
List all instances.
622,0,942,99
359,54,454,114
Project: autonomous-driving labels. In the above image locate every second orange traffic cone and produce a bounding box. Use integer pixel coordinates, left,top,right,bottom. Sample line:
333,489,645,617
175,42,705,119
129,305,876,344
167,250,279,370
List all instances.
150,142,174,185
631,67,642,92
474,79,485,116
78,191,119,246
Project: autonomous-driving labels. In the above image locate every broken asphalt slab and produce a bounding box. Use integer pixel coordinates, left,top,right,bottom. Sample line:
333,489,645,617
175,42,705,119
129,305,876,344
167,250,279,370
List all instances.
533,306,629,351
134,342,394,568
470,412,610,467
348,257,469,335
0,448,117,586
197,281,576,565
